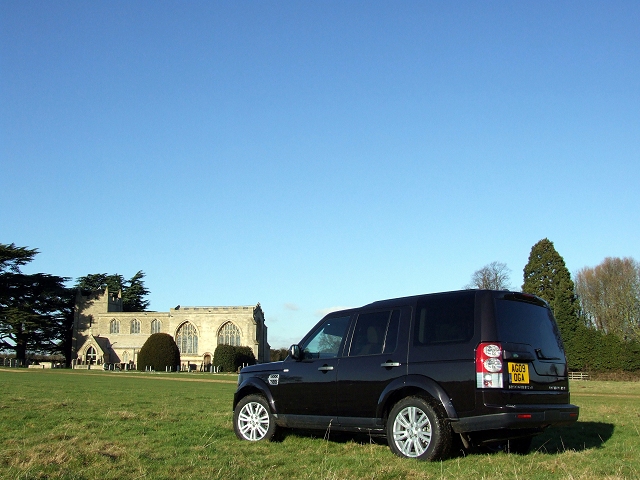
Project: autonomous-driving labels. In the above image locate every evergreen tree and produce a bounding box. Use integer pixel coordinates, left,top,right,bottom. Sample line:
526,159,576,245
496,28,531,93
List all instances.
552,275,580,346
214,344,256,372
0,243,38,273
74,271,149,312
0,243,74,362
137,333,180,371
522,239,580,352
75,273,125,296
121,271,150,312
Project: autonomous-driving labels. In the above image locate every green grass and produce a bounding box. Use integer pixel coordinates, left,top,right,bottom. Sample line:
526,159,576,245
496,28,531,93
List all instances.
1,369,639,479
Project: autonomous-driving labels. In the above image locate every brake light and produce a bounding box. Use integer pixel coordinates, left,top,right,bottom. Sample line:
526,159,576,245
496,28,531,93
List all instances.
476,342,503,388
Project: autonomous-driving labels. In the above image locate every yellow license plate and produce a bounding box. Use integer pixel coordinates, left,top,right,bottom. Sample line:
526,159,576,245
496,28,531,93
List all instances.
508,363,529,384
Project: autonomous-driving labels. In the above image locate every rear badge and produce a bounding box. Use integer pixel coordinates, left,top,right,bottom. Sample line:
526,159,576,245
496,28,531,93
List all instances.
268,374,279,386
508,384,533,390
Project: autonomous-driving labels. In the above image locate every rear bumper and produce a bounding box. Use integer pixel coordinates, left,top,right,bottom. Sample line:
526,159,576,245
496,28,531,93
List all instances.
450,403,579,433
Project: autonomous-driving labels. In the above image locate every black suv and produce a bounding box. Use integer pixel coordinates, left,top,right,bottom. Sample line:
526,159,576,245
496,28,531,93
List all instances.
233,290,579,460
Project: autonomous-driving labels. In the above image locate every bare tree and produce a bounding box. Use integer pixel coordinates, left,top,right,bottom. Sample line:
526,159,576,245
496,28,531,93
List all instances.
575,257,640,342
466,261,512,290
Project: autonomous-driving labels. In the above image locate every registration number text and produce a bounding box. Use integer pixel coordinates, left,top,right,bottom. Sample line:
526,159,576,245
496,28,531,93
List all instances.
508,363,530,384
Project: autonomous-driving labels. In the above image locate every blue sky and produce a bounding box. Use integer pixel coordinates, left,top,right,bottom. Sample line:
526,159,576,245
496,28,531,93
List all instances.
2,1,639,348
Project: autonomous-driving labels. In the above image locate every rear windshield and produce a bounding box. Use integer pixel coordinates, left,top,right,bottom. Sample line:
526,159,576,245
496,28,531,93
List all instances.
495,298,565,359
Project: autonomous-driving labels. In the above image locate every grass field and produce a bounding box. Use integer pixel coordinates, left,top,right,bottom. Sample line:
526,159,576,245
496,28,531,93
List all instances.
1,369,639,479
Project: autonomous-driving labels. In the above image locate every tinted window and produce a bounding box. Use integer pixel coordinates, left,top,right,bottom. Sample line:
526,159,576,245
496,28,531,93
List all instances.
495,299,565,359
349,310,400,356
414,293,475,345
301,315,351,359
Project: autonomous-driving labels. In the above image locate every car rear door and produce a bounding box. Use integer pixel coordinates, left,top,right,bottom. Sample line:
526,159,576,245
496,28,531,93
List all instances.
493,294,570,402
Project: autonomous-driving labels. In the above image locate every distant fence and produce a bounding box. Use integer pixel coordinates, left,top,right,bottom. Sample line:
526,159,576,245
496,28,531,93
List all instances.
568,372,590,381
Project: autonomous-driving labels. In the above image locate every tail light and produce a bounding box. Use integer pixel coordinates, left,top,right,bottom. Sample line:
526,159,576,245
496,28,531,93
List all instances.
476,342,503,388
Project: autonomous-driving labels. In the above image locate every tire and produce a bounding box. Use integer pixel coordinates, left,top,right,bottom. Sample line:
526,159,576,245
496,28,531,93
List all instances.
386,396,452,461
234,394,277,442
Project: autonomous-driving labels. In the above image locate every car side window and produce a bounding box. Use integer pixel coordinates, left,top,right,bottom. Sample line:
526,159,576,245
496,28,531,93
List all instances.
349,309,400,356
301,315,351,359
414,293,475,346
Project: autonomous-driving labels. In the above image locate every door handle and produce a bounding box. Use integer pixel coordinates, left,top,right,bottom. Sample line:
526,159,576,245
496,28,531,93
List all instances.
318,365,334,372
381,361,401,368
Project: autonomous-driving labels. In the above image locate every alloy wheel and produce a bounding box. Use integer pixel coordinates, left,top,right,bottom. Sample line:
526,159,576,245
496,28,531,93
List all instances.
237,400,271,441
392,405,433,457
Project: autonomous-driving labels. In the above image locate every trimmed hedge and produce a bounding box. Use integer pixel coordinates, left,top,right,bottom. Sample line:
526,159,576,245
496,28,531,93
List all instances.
567,325,640,372
213,344,255,372
137,333,181,371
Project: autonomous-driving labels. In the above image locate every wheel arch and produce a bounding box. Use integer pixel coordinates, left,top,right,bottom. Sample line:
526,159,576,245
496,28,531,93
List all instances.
233,377,276,413
377,375,459,424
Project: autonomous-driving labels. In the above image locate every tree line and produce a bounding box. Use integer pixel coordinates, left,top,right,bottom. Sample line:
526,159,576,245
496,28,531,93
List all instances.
0,242,149,365
468,238,640,372
3,239,639,372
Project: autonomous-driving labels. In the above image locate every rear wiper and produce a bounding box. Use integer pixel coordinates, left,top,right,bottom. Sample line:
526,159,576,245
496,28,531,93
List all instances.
535,348,561,360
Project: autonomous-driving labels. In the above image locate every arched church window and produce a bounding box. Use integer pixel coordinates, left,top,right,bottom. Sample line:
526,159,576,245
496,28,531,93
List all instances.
176,322,198,354
218,322,241,346
86,346,97,364
151,319,161,334
122,351,129,363
110,319,120,334
130,319,140,334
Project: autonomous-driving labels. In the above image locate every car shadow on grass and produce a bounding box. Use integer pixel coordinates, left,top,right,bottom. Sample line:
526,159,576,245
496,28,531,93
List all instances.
274,428,386,446
273,421,614,457
530,421,615,453
449,421,616,459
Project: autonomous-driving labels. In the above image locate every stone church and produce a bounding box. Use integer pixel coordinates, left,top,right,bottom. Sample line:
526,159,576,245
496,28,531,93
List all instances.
72,287,269,370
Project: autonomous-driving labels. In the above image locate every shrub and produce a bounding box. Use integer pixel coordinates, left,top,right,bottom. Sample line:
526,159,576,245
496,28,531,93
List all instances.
269,347,290,361
213,344,255,372
137,333,180,371
622,340,640,371
568,325,640,373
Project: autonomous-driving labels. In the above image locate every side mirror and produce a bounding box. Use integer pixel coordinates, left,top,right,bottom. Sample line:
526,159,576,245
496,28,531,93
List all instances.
289,344,301,360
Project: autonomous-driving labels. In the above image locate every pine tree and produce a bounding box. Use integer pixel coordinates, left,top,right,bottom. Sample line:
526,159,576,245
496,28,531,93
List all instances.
522,238,580,351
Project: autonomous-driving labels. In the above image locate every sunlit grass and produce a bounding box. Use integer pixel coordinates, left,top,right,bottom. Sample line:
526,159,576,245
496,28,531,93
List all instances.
1,369,639,479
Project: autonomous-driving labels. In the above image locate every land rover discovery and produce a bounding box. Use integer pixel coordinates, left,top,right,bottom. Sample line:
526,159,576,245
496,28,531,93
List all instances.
233,290,579,460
